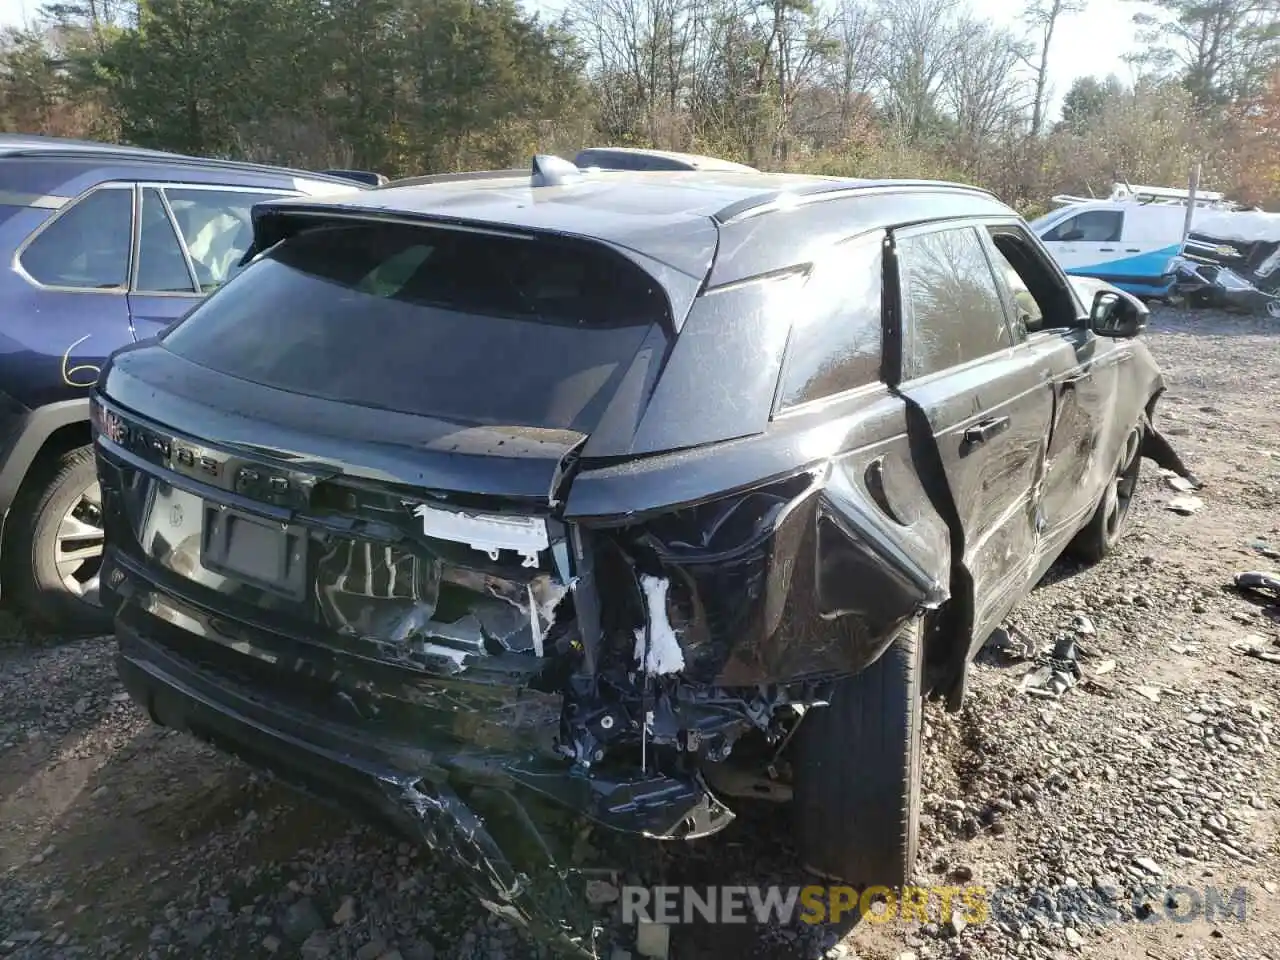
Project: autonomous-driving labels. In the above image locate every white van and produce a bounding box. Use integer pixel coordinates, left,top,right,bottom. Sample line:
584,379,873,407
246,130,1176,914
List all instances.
1030,195,1192,298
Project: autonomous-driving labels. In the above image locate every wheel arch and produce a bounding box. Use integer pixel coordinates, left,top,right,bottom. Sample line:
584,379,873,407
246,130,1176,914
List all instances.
0,398,92,581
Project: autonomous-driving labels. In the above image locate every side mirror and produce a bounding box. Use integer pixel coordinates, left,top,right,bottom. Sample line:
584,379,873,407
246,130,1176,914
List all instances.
1089,289,1146,338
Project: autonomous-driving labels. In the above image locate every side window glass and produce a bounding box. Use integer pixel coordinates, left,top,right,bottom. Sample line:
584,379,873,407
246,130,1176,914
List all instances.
985,225,1078,333
19,187,132,290
1044,210,1122,243
898,226,1012,379
164,189,285,292
778,232,883,409
985,242,1043,340
136,188,197,294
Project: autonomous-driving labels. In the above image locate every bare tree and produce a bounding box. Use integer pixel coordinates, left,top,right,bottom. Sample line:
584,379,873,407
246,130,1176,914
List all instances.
944,18,1032,145
824,0,881,141
869,0,963,142
1022,0,1087,137
575,0,697,144
762,0,839,161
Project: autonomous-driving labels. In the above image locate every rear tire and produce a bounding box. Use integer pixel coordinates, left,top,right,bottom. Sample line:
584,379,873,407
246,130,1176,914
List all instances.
792,617,923,888
1069,423,1143,564
4,446,111,636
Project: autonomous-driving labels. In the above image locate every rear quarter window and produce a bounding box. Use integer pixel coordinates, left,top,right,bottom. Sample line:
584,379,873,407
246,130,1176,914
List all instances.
777,231,884,410
161,222,672,432
18,186,134,290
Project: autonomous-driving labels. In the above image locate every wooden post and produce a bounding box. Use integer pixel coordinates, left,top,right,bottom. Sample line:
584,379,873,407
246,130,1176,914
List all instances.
1180,162,1202,249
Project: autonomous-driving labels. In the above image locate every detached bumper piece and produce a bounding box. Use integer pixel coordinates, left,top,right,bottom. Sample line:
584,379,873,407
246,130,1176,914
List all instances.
115,604,721,958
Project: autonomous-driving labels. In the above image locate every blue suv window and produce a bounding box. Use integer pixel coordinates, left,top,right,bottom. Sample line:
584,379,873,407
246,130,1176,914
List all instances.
20,187,133,290
164,188,282,291
136,187,197,294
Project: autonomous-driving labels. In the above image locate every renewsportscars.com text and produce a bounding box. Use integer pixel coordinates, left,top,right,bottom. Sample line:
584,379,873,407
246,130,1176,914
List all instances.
619,884,1251,926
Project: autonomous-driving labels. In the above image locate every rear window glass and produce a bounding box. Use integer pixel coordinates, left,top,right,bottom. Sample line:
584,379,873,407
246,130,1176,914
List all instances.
0,204,23,226
161,222,671,431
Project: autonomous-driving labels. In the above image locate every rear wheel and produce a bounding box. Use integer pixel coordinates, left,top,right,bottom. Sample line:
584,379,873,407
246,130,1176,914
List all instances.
4,446,111,636
792,617,923,888
1069,423,1143,564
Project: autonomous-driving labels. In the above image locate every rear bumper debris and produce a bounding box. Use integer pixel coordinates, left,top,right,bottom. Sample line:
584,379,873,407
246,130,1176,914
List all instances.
117,620,726,957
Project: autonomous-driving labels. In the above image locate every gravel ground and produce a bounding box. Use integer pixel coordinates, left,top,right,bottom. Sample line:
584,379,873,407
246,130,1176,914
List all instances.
2,304,1279,960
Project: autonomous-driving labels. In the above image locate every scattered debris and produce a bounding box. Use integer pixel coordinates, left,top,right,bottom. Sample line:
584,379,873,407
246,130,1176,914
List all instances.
635,920,671,959
1134,685,1163,704
1250,540,1280,561
1235,570,1280,600
1133,856,1164,876
1165,475,1197,493
1231,633,1280,663
585,880,620,905
1094,659,1117,676
984,625,1037,662
1018,634,1081,699
1166,495,1204,515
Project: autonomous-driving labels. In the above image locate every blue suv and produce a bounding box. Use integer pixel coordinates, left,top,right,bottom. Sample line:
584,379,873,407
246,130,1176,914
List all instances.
0,134,365,634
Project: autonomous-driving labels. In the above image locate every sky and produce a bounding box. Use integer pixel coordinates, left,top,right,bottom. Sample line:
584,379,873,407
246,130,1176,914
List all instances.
0,0,1146,119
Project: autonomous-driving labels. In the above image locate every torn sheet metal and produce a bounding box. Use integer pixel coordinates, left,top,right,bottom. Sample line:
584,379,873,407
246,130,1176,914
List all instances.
1141,422,1200,488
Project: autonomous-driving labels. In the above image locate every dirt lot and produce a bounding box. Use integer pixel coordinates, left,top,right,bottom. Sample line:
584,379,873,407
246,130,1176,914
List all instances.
2,304,1279,960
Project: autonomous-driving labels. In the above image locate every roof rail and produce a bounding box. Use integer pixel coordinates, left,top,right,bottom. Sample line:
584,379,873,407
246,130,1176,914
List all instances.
714,179,998,224
380,169,527,188
1,144,360,185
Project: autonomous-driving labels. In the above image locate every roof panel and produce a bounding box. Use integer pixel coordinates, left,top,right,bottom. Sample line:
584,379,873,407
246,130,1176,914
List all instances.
250,169,1004,280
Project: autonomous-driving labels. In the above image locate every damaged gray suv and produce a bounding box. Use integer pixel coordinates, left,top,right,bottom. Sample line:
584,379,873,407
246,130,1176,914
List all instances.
91,156,1192,952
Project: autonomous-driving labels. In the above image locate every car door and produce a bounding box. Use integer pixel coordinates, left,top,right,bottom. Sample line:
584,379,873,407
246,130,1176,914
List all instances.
1038,208,1125,277
891,222,1057,650
9,183,135,406
979,223,1124,560
127,184,292,341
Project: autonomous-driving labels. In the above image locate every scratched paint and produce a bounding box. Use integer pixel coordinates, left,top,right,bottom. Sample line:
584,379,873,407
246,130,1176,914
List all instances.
61,334,101,387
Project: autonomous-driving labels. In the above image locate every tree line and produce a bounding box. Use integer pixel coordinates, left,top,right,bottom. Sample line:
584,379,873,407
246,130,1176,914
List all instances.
2,0,1279,211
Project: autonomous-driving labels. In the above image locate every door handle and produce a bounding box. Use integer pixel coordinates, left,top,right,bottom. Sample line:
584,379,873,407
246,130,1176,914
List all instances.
1125,248,1140,252
1099,247,1115,252
963,416,1010,446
